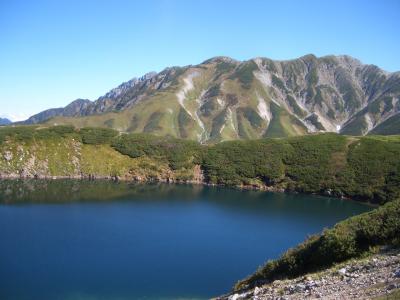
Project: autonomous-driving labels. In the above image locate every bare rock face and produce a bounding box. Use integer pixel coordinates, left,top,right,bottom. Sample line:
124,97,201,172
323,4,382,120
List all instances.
22,54,400,139
192,164,204,183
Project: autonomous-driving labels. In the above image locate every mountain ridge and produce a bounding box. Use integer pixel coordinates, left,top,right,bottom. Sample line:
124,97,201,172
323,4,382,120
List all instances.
22,54,400,141
0,118,12,126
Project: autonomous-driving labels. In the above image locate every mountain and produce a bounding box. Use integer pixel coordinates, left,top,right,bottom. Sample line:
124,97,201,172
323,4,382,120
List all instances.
23,99,92,124
0,118,12,125
23,54,400,141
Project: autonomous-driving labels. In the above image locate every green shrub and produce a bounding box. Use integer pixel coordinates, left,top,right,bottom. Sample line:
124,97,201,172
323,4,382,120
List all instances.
35,125,77,139
202,139,289,185
0,126,36,143
235,199,400,290
201,134,400,204
112,133,201,170
79,127,118,145
342,137,400,203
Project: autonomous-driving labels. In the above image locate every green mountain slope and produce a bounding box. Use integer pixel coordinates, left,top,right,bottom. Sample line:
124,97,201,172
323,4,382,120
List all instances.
22,55,400,142
369,113,400,135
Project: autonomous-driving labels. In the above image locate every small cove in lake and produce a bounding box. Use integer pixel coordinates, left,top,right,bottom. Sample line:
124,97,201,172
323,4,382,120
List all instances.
0,180,372,299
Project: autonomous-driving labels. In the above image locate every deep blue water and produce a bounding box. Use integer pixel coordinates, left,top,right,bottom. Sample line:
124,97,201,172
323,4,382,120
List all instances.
0,180,372,300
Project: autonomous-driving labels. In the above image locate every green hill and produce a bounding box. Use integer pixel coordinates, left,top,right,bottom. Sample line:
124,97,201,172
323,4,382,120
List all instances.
1,125,399,204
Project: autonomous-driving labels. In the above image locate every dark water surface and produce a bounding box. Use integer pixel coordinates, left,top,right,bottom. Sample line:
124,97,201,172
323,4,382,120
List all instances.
0,180,372,300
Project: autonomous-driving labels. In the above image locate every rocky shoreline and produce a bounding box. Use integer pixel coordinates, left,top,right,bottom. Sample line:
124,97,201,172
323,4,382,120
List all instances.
0,172,371,210
217,248,400,300
0,171,286,191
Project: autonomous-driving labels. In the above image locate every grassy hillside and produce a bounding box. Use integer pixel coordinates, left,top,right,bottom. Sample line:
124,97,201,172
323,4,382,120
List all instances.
0,126,195,181
1,125,399,204
369,114,400,135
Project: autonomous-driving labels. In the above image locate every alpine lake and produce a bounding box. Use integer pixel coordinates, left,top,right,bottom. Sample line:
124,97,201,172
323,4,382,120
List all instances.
0,180,372,300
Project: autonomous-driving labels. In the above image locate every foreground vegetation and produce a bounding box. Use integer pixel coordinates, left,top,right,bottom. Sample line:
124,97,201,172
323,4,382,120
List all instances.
1,125,400,205
235,199,400,290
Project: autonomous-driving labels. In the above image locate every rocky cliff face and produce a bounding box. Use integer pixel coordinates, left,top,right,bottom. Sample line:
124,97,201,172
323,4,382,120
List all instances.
24,54,400,140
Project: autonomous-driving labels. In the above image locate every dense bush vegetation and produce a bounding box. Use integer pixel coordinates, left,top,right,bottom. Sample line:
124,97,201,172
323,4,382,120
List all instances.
79,127,119,144
35,125,77,139
0,125,117,145
343,136,400,202
112,133,201,170
202,139,289,185
0,126,36,143
0,125,78,143
235,199,400,290
201,134,400,204
283,134,348,193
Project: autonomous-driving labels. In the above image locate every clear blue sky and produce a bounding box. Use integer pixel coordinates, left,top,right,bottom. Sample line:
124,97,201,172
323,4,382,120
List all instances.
1,0,399,121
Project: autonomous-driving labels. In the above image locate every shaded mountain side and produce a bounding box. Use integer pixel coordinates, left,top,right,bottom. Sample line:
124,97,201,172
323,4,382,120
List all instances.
22,99,92,124
23,55,400,141
369,113,400,135
0,118,12,125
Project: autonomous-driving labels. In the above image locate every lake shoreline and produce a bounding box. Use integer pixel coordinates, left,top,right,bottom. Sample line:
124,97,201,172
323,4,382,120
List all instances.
215,248,400,300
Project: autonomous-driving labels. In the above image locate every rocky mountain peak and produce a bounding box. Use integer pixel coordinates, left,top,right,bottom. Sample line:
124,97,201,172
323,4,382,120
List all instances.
22,54,400,139
202,56,239,65
100,72,157,100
